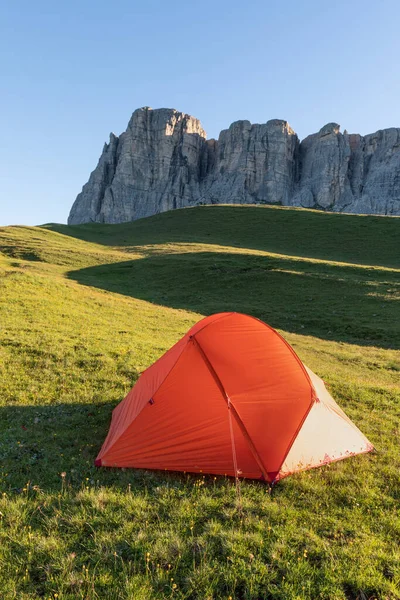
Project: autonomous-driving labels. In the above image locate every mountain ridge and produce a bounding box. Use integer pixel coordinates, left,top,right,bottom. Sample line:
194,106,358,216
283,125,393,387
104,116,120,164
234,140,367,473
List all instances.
68,107,400,224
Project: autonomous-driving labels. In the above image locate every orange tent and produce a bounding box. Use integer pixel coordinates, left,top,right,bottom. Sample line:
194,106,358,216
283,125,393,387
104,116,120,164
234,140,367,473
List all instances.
95,313,373,482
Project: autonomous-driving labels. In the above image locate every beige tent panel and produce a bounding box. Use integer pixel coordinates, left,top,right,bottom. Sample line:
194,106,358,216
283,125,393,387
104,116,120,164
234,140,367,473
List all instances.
278,366,373,480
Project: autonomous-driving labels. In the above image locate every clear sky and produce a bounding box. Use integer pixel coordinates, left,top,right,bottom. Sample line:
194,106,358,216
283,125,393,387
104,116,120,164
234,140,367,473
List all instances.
1,0,399,226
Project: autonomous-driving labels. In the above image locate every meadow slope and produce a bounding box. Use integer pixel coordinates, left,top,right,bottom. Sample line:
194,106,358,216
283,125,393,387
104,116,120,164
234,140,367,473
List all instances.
0,205,399,600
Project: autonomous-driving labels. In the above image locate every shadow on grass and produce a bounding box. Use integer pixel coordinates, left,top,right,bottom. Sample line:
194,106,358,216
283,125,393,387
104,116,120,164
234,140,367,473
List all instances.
46,205,400,269
67,251,399,349
0,401,115,491
0,401,266,494
0,401,181,492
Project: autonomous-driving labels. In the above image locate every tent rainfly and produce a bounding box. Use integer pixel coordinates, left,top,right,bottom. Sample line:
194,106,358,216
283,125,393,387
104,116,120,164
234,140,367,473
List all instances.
95,312,373,482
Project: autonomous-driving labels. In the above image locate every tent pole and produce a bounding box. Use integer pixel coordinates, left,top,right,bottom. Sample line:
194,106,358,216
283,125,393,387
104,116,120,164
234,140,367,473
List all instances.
190,335,270,483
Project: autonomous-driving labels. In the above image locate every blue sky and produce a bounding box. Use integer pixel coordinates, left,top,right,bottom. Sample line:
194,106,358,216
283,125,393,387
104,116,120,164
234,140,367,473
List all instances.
1,0,399,226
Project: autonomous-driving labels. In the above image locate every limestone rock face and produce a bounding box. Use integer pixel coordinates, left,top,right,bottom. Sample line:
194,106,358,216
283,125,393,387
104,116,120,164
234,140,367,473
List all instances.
68,108,207,224
293,123,352,210
293,124,400,215
68,107,400,224
200,119,299,206
342,128,400,215
68,133,120,225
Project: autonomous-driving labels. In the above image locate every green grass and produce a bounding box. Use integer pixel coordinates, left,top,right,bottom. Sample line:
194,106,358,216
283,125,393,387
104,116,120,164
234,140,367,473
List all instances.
0,205,399,600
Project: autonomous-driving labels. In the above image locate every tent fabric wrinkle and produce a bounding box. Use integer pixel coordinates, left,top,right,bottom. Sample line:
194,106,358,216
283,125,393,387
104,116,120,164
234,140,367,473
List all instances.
95,312,373,482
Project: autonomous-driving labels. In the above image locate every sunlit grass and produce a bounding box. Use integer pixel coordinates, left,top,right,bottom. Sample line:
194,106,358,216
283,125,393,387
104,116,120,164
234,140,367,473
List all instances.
0,205,399,599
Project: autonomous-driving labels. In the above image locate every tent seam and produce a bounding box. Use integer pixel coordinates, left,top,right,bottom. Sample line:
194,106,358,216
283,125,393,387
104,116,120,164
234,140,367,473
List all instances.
275,442,375,482
191,334,269,482
189,312,235,337
98,340,189,462
98,314,238,464
245,314,317,482
246,314,317,392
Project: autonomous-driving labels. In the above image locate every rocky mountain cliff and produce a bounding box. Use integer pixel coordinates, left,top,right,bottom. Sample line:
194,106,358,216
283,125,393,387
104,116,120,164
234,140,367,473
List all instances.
68,107,400,224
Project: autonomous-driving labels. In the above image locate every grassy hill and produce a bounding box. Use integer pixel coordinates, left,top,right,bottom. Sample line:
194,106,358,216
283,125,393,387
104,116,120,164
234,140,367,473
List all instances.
0,205,399,600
